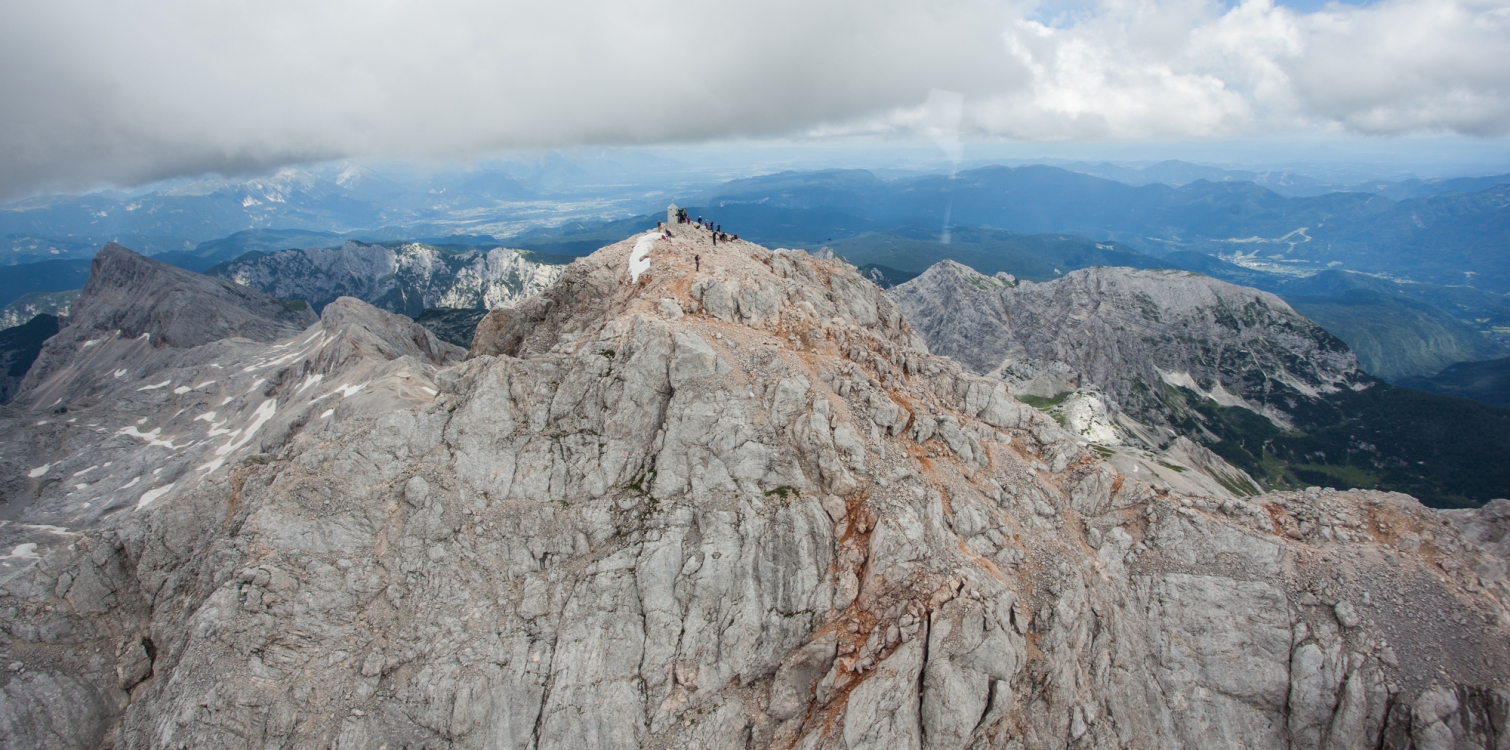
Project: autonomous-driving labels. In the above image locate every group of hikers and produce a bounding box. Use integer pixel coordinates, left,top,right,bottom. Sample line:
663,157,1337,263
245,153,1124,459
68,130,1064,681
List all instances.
665,207,736,246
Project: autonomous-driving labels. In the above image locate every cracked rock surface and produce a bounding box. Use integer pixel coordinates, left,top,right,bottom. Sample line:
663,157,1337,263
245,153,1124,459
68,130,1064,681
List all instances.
0,230,1506,749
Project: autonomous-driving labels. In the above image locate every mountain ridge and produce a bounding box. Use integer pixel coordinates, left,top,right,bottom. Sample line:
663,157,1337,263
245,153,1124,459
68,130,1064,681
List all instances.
207,240,569,317
890,260,1510,506
0,230,1505,748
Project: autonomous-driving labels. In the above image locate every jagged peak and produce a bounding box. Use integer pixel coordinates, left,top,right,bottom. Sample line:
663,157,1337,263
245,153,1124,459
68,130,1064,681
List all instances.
470,228,924,360
318,296,463,367
79,242,316,347
17,242,319,404
924,259,1017,290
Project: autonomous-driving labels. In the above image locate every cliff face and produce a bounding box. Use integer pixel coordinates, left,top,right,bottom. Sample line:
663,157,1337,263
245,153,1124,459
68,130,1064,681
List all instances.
0,233,1507,749
888,262,1510,507
16,244,318,409
890,262,1365,427
212,240,567,317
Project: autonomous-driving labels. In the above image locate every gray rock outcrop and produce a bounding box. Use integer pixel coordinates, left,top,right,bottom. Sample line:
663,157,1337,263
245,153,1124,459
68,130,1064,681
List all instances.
17,243,317,406
212,240,566,316
890,262,1365,428
0,232,1505,749
887,262,1389,497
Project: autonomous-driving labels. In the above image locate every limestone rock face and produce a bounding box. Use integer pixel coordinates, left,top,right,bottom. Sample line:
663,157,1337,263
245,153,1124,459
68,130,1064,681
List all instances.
0,232,1506,749
213,240,567,316
17,243,318,405
890,262,1365,426
887,262,1382,497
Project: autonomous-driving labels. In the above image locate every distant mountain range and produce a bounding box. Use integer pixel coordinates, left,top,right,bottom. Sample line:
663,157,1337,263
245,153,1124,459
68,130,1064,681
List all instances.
1399,356,1510,410
0,313,59,405
684,165,1510,292
6,160,1508,387
0,258,90,307
0,289,77,330
1046,158,1510,199
890,261,1510,507
818,226,1507,382
10,160,1508,284
0,160,668,265
207,240,571,317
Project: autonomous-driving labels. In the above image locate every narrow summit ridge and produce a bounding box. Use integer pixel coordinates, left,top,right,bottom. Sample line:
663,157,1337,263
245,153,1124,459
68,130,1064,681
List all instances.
19,243,318,407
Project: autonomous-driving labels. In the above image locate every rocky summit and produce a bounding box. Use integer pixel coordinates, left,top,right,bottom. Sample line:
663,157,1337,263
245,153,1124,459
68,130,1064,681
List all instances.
0,230,1507,749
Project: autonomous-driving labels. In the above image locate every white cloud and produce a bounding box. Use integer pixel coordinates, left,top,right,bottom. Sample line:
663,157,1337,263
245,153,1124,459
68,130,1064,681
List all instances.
0,0,1506,197
966,0,1510,140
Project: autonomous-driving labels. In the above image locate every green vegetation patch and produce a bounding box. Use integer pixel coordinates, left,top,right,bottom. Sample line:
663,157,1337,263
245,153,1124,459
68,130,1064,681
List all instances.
1018,391,1073,411
1159,379,1510,508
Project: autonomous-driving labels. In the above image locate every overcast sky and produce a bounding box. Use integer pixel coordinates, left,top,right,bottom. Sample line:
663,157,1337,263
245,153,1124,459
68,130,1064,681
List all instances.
2,0,1507,198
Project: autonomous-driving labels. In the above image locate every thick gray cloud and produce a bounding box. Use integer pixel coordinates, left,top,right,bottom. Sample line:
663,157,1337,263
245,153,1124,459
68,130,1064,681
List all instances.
2,0,1507,198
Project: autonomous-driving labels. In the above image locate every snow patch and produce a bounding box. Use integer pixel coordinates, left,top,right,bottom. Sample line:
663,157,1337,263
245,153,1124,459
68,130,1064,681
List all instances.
27,464,50,478
295,373,325,394
173,386,192,395
629,233,655,284
138,380,171,391
135,483,176,511
1157,368,1253,410
117,425,184,450
4,544,38,560
200,399,277,474
25,525,73,536
335,382,369,398
320,409,334,419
